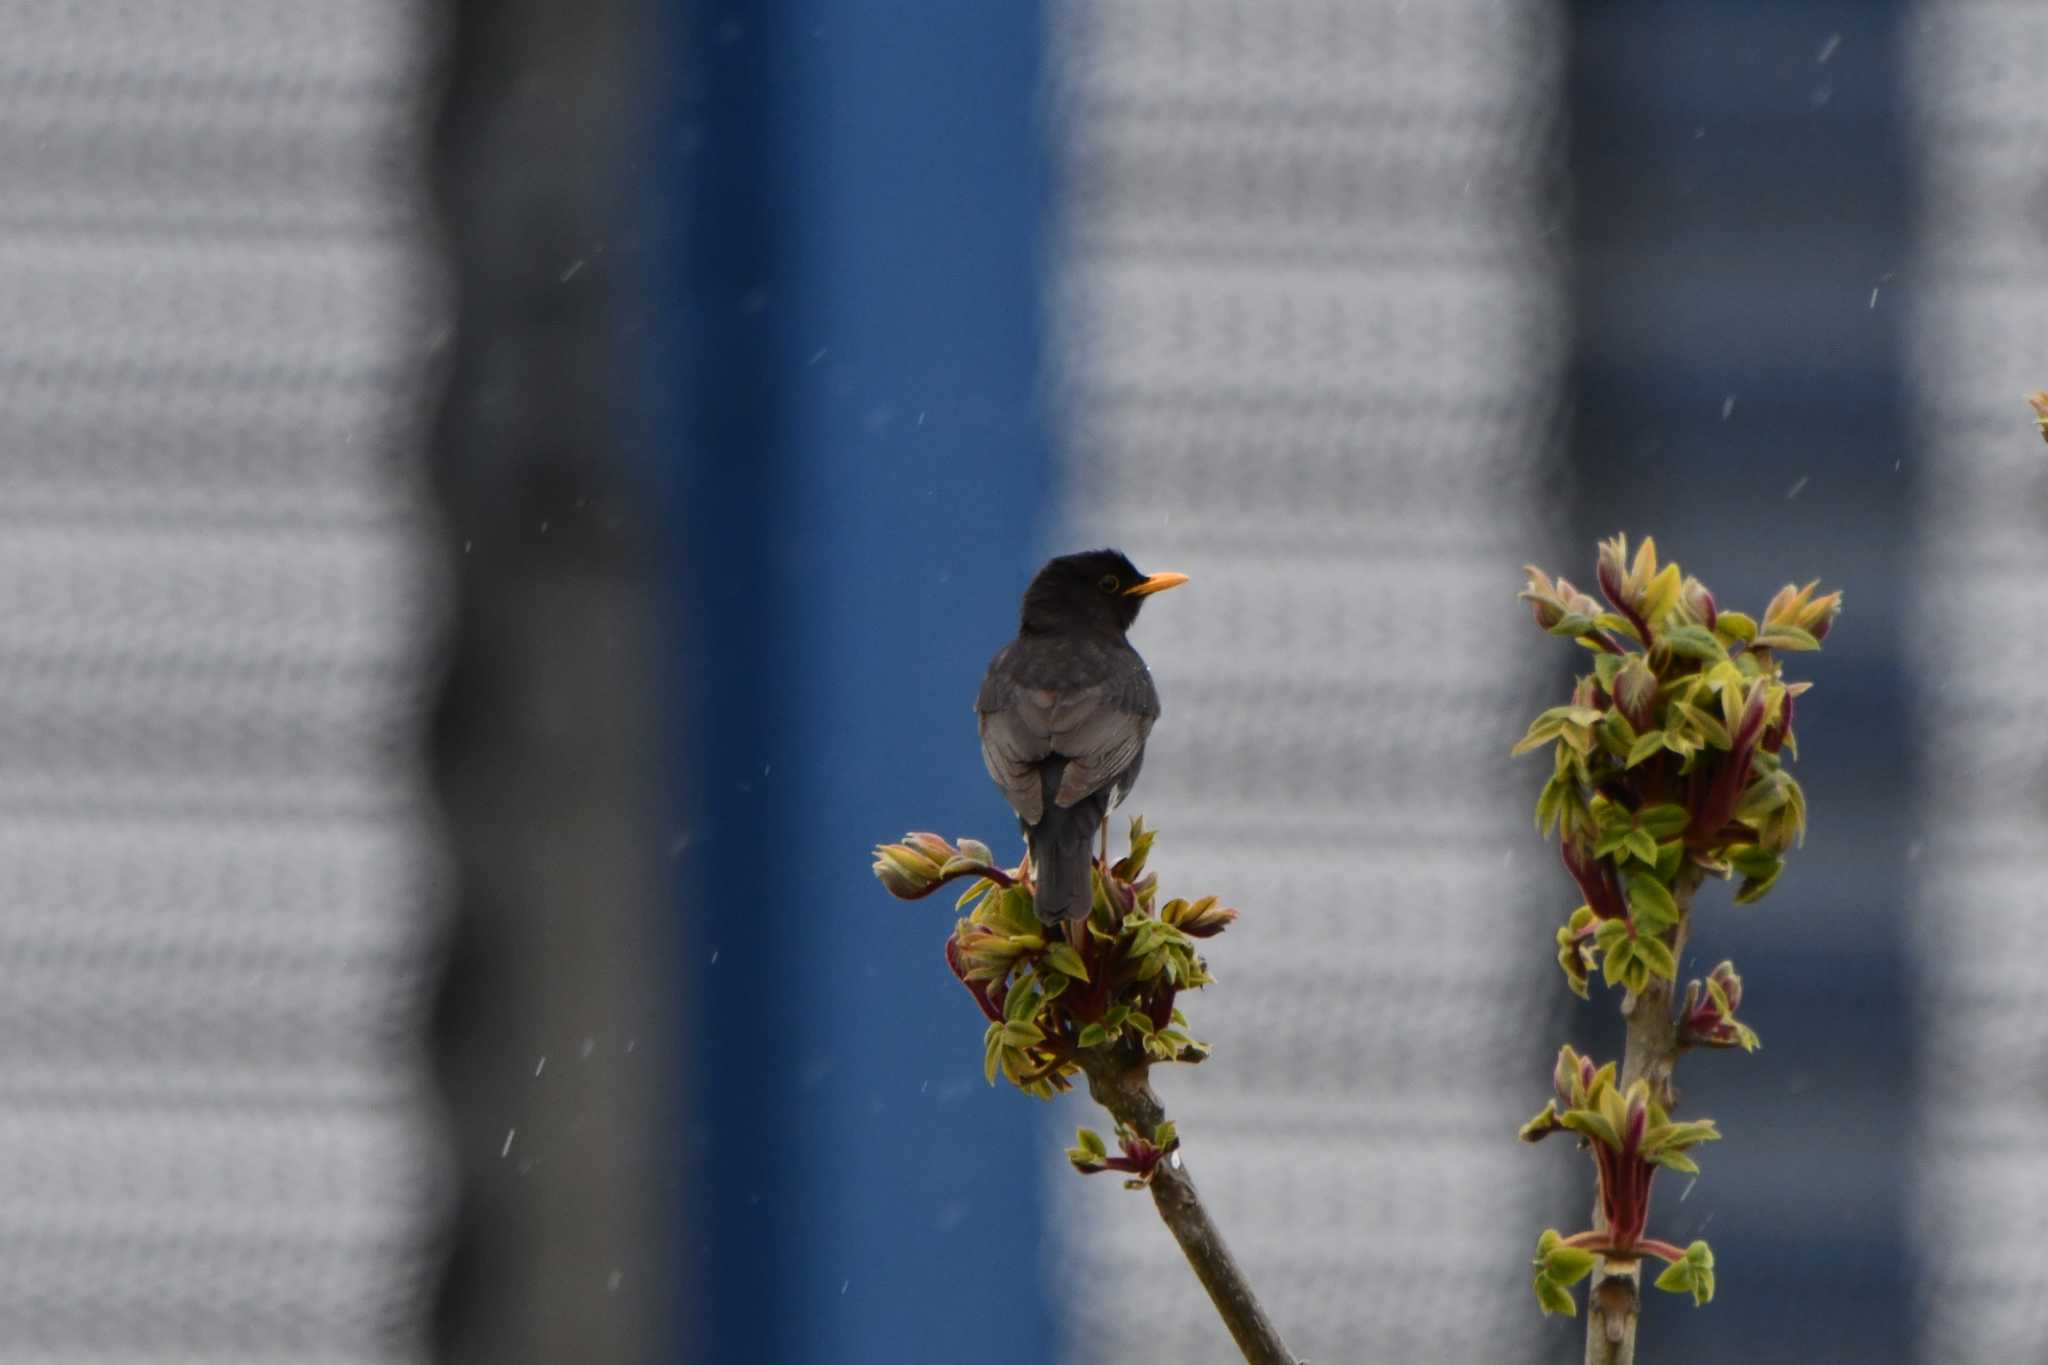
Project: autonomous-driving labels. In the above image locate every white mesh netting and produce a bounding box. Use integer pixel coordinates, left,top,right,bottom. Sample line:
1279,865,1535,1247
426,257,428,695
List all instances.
1904,3,2048,1358
1047,2,1569,1359
0,3,446,1359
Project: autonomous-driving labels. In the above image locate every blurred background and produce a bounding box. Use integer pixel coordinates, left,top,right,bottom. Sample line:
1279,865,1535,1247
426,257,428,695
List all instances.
0,1,2042,1364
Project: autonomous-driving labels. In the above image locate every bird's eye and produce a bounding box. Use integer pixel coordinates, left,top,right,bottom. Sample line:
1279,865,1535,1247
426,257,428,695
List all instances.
1098,574,1121,594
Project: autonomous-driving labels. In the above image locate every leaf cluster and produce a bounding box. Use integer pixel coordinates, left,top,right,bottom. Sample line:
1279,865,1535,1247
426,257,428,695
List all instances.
1065,1119,1179,1189
1522,1045,1721,1317
1517,534,1839,1000
875,820,1232,1100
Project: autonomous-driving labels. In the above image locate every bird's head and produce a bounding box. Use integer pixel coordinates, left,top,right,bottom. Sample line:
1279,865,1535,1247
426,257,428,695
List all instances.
1018,549,1188,636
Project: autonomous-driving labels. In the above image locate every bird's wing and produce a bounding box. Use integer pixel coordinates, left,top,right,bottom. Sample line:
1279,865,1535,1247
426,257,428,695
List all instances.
977,651,1053,825
1050,665,1158,809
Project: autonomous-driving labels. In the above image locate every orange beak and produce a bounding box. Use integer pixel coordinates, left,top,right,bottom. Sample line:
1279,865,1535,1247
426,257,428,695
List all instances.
1123,572,1190,597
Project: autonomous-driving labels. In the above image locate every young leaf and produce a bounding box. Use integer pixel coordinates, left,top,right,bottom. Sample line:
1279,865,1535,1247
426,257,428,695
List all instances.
1628,875,1679,931
1733,858,1784,904
1654,1261,1695,1296
1534,1275,1579,1317
1045,942,1090,982
1545,1246,1598,1286
1754,625,1821,652
1547,611,1598,638
1662,623,1727,662
1561,1106,1621,1151
1594,652,1625,692
1716,610,1758,643
1004,976,1041,1023
1626,731,1666,768
1635,933,1677,981
1637,803,1691,838
1601,937,1637,989
1511,707,1575,756
1641,562,1683,625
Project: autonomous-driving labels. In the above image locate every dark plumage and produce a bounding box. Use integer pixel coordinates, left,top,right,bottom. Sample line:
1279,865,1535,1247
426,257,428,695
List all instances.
976,550,1187,923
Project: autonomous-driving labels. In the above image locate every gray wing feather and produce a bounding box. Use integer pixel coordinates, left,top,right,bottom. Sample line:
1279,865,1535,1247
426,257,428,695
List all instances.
977,647,1052,824
1051,695,1152,808
978,645,1160,821
978,701,1051,825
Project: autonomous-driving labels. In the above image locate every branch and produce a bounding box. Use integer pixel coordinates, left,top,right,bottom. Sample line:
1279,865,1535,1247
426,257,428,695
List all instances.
1585,865,1705,1365
1080,1051,1300,1365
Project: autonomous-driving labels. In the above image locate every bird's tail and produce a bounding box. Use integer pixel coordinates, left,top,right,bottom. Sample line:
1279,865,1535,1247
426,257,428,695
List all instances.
1030,763,1103,924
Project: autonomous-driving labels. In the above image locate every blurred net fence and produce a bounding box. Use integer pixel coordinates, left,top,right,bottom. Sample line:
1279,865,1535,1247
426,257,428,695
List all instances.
1046,1,1571,1359
0,3,447,1359
1904,2,2048,1358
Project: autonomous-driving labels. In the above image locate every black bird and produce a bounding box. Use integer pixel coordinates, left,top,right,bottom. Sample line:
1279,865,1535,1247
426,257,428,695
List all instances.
977,550,1188,923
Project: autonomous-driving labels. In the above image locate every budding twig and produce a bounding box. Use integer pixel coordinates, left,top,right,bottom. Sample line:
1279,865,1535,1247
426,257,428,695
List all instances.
875,821,1284,1359
1585,866,1702,1365
1518,536,1829,1347
1078,1050,1300,1365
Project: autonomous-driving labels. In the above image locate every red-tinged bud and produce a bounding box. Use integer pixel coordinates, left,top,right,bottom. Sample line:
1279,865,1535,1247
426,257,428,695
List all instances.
1172,896,1237,938
1554,1046,1581,1105
1572,673,1606,713
903,832,954,863
1147,988,1176,1034
1683,577,1717,631
1709,961,1742,1013
1762,583,1797,628
1562,837,1628,921
1761,687,1794,754
1804,591,1842,642
945,936,1005,1023
1732,683,1770,758
1614,655,1657,733
874,857,927,899
1623,1083,1650,1156
2030,391,2048,444
1556,577,1601,618
1597,539,1629,611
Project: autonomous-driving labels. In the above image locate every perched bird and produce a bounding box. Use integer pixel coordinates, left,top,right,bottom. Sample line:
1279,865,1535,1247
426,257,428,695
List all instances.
976,550,1188,923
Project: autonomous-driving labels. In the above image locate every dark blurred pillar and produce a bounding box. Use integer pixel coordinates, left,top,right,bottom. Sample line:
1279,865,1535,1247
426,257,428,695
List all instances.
1568,2,1912,1360
431,1,672,1363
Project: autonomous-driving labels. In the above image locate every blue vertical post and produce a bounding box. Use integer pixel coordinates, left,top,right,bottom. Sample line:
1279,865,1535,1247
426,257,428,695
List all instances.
642,2,1057,1362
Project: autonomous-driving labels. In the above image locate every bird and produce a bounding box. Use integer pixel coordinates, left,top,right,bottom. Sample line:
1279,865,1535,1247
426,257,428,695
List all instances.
976,549,1188,923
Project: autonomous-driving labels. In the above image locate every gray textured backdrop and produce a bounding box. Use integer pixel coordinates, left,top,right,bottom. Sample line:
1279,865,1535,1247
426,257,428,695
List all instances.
1047,2,1569,1359
1906,1,2048,1358
0,3,446,1359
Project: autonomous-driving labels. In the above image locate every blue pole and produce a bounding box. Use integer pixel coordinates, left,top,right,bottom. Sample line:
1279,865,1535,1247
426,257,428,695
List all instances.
641,3,1057,1361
